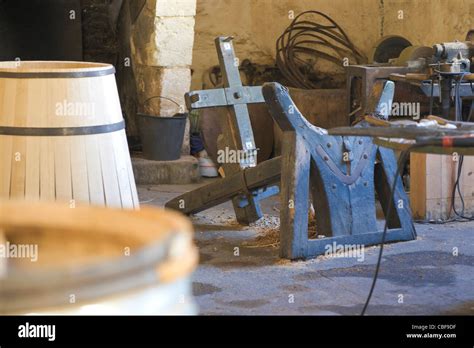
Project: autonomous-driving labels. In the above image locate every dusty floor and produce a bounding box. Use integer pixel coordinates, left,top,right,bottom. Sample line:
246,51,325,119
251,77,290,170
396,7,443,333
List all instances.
139,180,474,316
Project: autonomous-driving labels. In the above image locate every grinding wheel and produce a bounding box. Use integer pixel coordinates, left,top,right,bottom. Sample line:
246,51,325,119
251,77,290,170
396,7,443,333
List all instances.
466,29,474,42
395,46,434,65
370,35,412,63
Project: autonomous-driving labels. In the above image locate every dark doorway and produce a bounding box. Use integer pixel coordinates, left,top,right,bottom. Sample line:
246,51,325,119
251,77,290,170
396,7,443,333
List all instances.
0,0,83,61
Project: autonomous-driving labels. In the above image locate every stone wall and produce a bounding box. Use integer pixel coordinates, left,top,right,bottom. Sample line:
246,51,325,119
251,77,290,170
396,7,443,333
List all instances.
81,0,472,153
132,0,196,116
81,0,197,153
132,0,197,154
192,0,473,89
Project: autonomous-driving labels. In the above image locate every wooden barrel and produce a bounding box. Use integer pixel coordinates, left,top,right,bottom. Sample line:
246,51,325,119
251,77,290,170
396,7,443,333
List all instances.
0,200,198,315
0,61,138,208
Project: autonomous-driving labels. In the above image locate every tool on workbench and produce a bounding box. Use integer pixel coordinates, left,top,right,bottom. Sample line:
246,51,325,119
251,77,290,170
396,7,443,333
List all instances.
330,116,474,155
349,30,474,122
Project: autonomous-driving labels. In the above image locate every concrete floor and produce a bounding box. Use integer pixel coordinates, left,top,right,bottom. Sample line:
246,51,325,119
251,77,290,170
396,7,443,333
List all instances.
139,180,474,315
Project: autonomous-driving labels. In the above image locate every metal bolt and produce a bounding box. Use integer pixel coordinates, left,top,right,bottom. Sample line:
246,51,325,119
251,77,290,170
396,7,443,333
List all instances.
332,184,337,189
364,182,368,187
363,154,368,159
327,143,332,148
358,140,363,145
324,156,329,161
234,92,242,99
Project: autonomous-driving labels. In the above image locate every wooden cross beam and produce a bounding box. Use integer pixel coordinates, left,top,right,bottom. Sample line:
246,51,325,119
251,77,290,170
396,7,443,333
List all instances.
182,36,278,224
166,157,281,215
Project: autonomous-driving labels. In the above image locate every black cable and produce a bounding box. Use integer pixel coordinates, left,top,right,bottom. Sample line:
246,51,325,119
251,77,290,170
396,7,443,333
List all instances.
454,73,467,121
450,156,474,221
448,73,474,221
468,99,474,122
361,144,423,315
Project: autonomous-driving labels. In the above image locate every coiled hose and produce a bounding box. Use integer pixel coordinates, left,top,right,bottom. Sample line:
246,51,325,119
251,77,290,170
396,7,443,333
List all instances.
276,11,367,89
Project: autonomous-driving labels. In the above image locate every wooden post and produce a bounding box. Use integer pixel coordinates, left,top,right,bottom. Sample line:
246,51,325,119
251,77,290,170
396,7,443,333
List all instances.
410,153,474,220
279,132,310,259
0,229,6,279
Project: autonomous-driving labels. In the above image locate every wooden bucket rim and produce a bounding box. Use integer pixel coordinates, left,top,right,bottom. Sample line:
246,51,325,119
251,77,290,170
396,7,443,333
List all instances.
0,61,115,78
0,201,196,301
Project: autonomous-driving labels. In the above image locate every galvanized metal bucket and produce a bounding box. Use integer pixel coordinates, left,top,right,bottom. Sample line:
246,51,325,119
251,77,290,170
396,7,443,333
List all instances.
138,113,188,161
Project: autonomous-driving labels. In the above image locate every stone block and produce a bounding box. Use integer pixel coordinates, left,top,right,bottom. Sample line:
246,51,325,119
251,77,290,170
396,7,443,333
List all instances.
132,155,200,185
152,16,195,67
135,65,191,116
155,0,197,17
132,16,195,67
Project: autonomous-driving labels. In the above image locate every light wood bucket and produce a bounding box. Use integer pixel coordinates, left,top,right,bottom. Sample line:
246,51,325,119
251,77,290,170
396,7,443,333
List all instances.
0,61,139,208
0,200,198,315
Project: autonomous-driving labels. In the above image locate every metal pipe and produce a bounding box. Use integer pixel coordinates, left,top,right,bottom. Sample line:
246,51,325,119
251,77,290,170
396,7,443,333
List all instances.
440,77,452,119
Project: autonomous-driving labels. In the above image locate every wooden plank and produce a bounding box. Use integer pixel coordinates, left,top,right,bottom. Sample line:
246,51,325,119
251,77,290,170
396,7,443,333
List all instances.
166,156,281,214
54,137,72,203
440,155,455,207
405,73,430,81
0,78,16,198
116,131,139,209
85,135,105,206
70,136,90,204
0,137,12,198
25,137,40,200
279,132,310,259
112,132,134,209
410,152,474,220
9,78,28,199
410,152,427,219
39,137,55,201
9,139,26,198
25,78,45,201
99,134,122,208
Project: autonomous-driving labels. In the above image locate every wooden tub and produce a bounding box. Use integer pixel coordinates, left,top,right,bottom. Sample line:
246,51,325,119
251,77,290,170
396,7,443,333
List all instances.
0,61,138,208
0,201,198,315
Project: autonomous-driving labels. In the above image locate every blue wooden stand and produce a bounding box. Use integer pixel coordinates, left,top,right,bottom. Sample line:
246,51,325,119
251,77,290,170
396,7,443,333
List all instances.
263,82,416,260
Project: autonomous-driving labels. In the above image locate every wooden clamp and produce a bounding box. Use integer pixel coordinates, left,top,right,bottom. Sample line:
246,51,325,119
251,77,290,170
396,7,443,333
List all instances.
180,37,278,224
262,82,416,260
